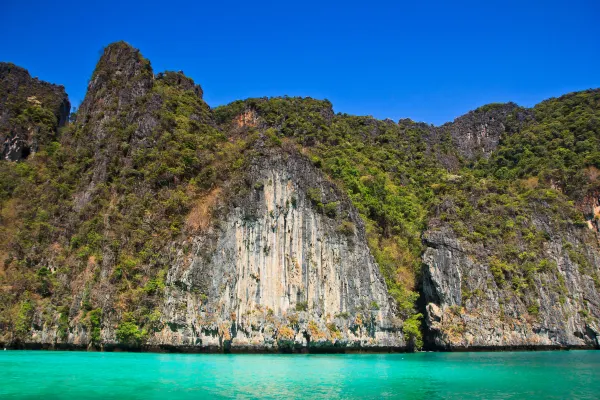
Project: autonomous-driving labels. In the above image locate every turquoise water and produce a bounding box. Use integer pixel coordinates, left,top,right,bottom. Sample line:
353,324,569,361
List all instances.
1,350,599,399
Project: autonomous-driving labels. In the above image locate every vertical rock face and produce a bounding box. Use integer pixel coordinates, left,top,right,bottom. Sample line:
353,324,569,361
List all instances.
158,149,404,350
0,62,70,160
422,226,600,349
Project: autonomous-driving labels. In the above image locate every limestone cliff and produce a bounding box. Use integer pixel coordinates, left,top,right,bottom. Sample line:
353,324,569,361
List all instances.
153,149,403,350
1,42,599,353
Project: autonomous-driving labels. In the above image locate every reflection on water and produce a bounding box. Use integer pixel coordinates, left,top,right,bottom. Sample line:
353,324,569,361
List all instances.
1,351,599,399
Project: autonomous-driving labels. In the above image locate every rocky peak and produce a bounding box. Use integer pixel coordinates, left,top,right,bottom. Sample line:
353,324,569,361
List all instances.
156,71,203,98
438,102,532,160
71,42,160,206
0,62,70,160
77,41,154,126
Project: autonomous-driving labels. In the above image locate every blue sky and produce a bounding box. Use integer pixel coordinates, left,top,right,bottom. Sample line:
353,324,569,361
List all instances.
1,0,598,125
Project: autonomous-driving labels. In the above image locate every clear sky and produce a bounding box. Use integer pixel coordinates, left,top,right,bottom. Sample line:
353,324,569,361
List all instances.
1,0,598,125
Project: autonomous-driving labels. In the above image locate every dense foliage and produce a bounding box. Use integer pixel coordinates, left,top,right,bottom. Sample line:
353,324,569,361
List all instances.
479,90,600,200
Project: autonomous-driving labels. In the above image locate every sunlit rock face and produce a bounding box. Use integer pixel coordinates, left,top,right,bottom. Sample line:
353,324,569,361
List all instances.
160,149,405,351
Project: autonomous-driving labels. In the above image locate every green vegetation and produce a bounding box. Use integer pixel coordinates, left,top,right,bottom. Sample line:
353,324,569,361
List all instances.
337,220,356,236
14,299,34,339
0,53,255,343
215,98,439,321
57,306,70,340
479,90,600,200
402,313,423,350
116,312,146,347
87,308,102,346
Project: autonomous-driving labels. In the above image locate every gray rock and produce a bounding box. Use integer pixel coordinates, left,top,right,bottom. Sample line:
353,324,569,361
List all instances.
422,225,600,349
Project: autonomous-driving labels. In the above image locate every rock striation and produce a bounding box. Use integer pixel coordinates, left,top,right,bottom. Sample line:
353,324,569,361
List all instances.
157,149,403,351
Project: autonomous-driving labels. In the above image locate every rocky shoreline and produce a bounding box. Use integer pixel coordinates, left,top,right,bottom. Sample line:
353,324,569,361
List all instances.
2,341,597,354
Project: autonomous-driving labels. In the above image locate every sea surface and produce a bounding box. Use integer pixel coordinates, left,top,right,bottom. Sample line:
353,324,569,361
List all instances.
0,350,599,399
